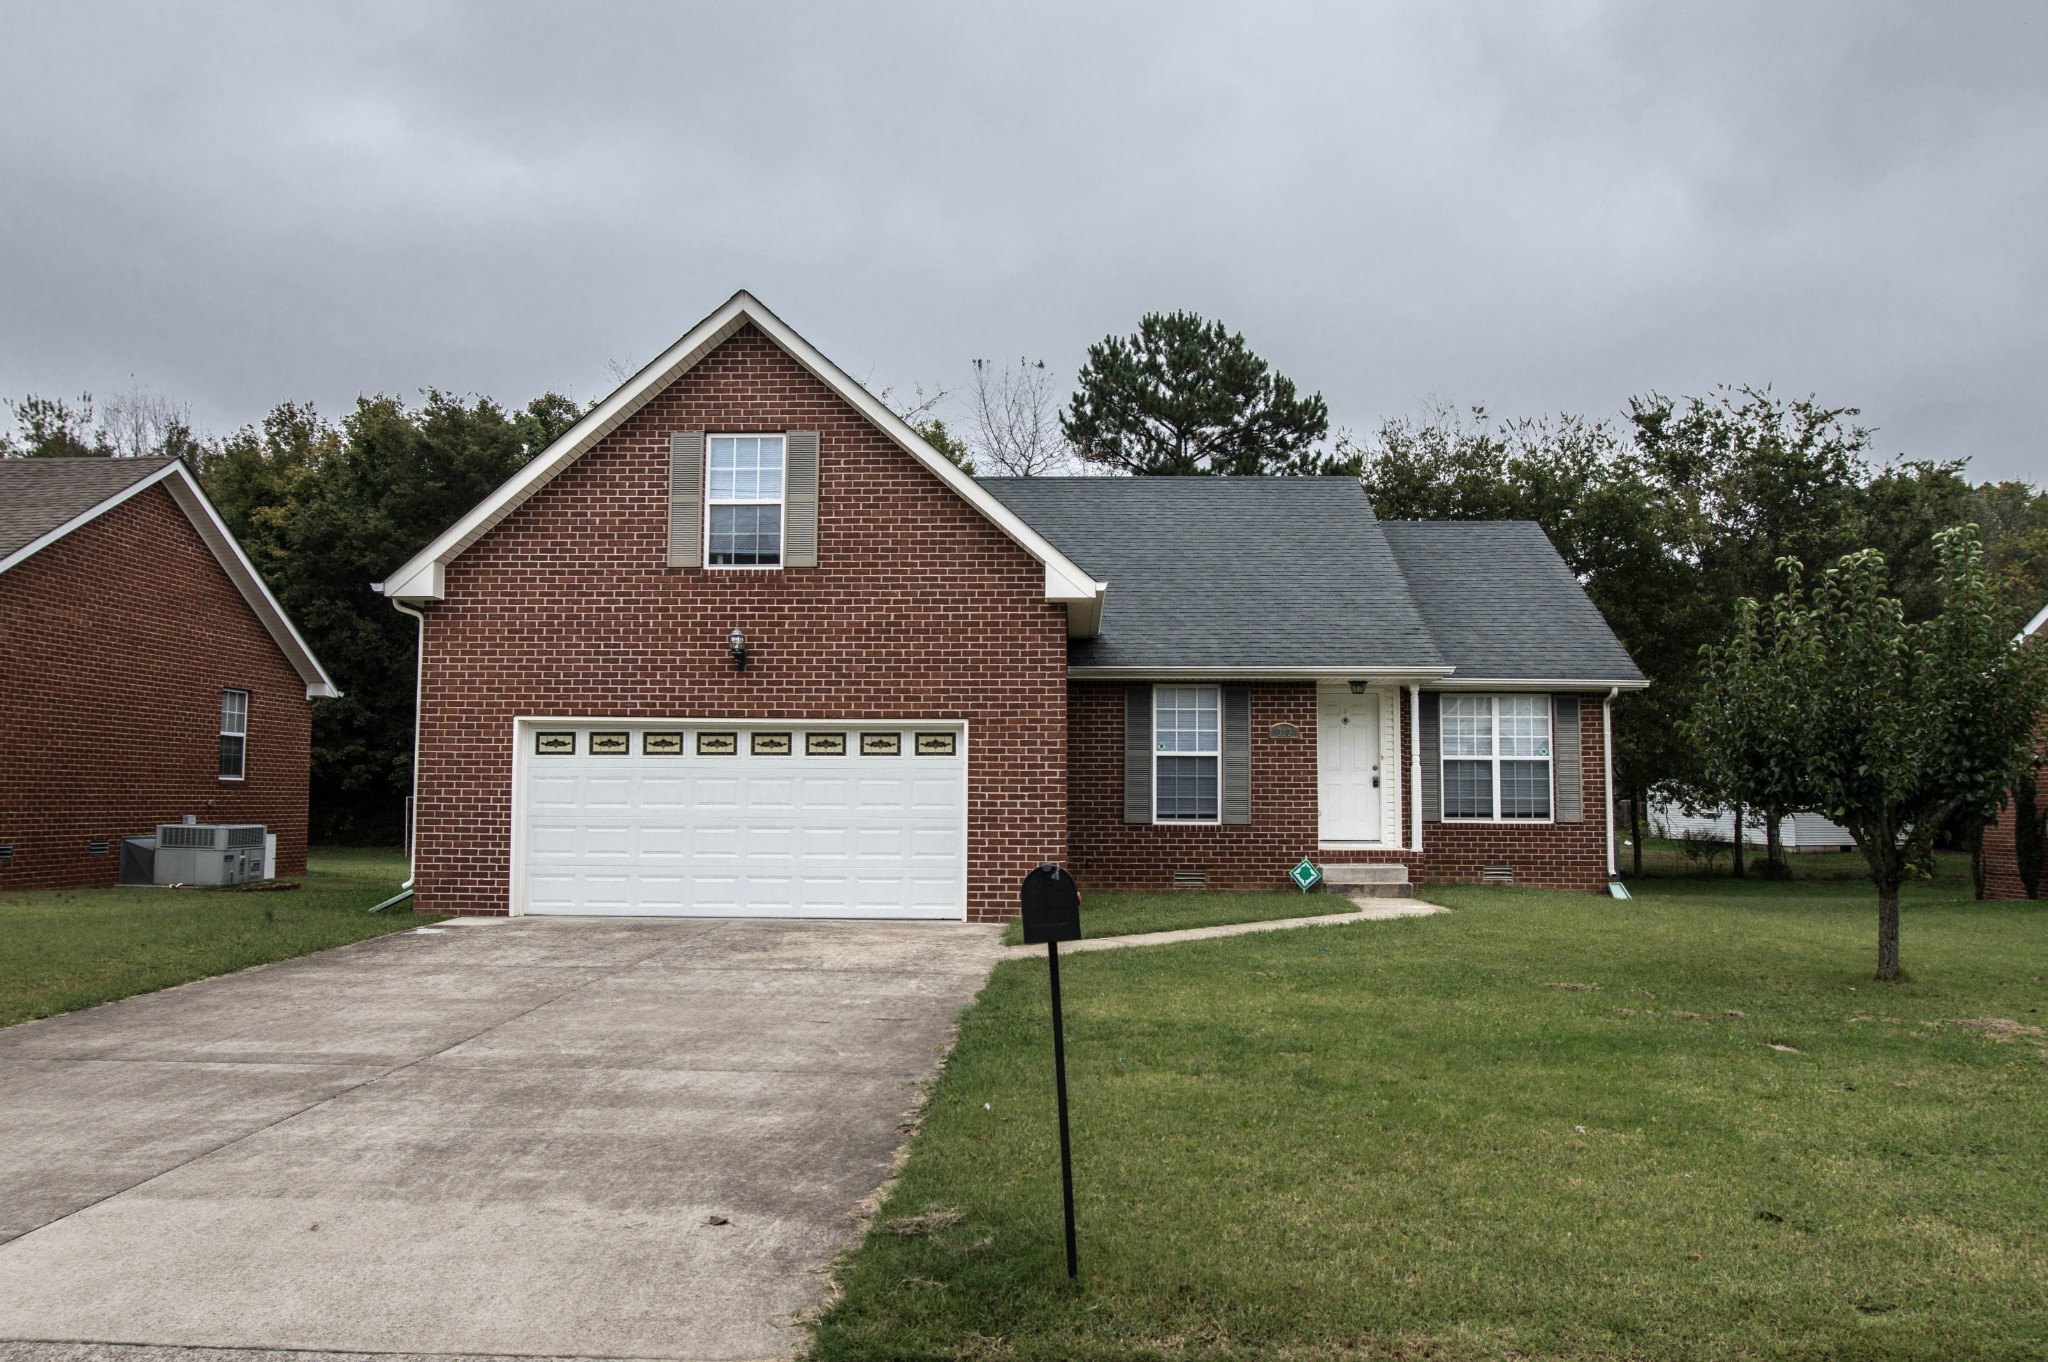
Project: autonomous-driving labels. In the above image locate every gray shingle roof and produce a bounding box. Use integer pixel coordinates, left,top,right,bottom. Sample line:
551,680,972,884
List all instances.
1380,521,1646,684
977,477,1446,672
0,457,176,560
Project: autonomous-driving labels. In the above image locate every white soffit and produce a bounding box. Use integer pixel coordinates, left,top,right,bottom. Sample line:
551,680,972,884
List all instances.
377,291,1107,634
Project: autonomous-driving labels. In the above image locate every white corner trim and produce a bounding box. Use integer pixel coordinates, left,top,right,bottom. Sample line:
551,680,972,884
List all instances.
0,461,339,701
376,290,1108,634
1604,686,1619,879
1408,684,1424,854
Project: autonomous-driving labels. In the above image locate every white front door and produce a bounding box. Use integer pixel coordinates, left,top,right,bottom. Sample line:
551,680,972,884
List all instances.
1318,691,1382,842
518,723,966,918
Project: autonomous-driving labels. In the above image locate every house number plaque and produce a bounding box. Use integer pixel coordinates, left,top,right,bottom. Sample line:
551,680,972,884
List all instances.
1267,723,1302,741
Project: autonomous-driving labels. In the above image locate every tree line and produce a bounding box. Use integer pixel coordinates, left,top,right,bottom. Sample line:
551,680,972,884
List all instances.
6,310,2046,950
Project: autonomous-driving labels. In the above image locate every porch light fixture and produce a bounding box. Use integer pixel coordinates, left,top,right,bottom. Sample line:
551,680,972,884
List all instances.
729,627,748,672
1348,680,1369,694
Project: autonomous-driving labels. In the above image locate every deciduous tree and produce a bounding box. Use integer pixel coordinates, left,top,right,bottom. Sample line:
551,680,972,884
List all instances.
1691,529,2048,979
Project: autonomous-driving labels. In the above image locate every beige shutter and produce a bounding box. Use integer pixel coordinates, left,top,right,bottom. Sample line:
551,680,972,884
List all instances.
1221,686,1251,825
667,432,704,567
784,430,820,567
1553,694,1584,823
1124,685,1153,824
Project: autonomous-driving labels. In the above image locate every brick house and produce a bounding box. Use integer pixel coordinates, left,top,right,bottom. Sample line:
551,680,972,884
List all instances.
1983,602,2047,900
380,292,1644,922
0,457,338,889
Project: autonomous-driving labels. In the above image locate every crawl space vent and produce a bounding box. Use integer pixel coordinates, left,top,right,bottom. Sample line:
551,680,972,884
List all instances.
1173,869,1208,889
1481,865,1514,884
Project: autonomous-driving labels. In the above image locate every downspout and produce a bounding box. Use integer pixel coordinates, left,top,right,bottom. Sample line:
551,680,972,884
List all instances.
1409,685,1424,855
1603,686,1619,880
391,598,427,891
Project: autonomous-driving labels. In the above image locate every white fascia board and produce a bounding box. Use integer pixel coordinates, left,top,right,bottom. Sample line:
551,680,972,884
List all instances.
160,467,341,699
1430,676,1651,691
0,461,184,576
0,460,339,700
2019,600,2048,643
377,290,1109,636
1068,665,1455,681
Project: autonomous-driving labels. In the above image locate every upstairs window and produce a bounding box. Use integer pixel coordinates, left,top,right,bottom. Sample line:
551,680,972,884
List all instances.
1442,694,1551,820
706,434,785,567
1154,685,1220,822
219,689,249,781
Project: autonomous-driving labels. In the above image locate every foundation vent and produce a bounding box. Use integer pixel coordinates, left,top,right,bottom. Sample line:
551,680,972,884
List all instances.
89,839,110,856
1173,869,1208,889
0,843,11,861
1481,865,1514,884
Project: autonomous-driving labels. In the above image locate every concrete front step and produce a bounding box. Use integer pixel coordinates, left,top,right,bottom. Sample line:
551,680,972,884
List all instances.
1320,862,1411,887
1343,883,1416,899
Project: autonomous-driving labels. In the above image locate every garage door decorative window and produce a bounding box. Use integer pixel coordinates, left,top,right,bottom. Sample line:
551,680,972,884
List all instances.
536,731,576,755
916,732,957,756
751,732,793,756
697,732,738,755
861,732,902,756
806,732,847,756
643,732,685,755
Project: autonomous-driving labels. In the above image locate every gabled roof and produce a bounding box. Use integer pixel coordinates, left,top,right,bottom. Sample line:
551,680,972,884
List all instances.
979,476,1449,676
0,455,171,558
0,457,339,699
1380,521,1647,688
376,290,1108,636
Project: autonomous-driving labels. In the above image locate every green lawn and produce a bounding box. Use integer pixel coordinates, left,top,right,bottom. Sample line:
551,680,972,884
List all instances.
1003,889,1340,945
0,847,441,1028
810,859,2048,1361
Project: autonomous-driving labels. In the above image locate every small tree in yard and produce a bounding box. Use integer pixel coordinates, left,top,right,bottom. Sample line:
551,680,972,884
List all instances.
1691,528,2048,979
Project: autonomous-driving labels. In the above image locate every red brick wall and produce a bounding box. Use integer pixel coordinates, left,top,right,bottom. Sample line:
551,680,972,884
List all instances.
1068,682,1613,893
412,324,1068,921
1069,680,1322,890
1983,736,2045,901
0,483,312,890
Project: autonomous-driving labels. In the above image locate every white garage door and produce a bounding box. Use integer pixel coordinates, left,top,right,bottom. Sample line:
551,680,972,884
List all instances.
519,723,966,919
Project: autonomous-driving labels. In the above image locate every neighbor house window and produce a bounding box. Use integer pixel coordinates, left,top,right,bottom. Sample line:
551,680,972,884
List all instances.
1154,685,1220,822
705,434,785,567
1441,695,1551,820
219,689,249,781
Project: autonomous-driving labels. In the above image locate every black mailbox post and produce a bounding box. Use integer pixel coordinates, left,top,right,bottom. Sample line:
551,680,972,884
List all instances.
1020,863,1082,1280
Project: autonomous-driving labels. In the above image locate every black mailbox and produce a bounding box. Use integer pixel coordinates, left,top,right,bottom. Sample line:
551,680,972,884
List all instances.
1020,863,1081,944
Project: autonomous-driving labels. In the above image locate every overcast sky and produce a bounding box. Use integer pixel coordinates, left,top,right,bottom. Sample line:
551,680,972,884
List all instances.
3,2,2044,481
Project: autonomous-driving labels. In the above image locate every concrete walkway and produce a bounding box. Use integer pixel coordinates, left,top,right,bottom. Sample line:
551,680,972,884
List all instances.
998,897,1447,958
0,915,1001,1362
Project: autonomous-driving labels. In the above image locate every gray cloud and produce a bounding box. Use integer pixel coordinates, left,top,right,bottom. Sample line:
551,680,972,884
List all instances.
2,1,2042,480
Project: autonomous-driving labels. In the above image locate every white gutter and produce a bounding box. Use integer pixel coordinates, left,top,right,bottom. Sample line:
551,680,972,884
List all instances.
389,596,427,891
1409,684,1424,855
1603,686,1619,880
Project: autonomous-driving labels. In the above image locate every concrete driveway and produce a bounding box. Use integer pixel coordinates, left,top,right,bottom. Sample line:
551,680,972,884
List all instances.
0,915,1000,1361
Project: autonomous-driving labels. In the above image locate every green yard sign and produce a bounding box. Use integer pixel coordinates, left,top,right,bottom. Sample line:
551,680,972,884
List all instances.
1290,858,1321,892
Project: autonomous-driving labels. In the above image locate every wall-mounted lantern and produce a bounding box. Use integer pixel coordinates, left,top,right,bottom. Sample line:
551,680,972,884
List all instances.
729,627,748,672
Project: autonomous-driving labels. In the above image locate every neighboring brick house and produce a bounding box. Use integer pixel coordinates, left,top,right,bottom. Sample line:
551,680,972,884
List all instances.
0,458,338,889
1983,602,2047,900
380,292,1644,922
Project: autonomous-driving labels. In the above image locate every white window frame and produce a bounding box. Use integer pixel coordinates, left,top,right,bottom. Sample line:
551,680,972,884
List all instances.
703,432,787,570
1440,694,1553,824
219,689,249,782
1153,684,1221,825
